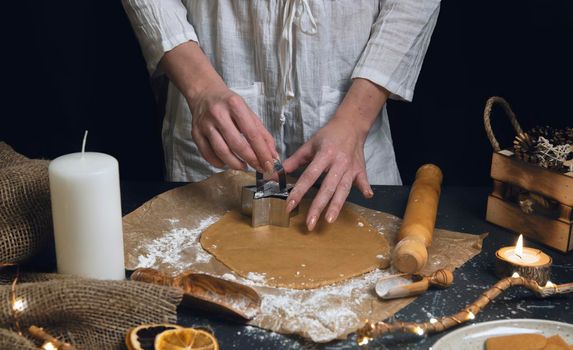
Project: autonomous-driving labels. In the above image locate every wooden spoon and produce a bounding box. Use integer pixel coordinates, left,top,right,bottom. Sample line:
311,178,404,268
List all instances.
130,268,261,321
375,269,454,299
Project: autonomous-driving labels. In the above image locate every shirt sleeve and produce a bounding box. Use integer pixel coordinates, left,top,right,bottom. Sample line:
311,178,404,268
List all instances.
351,0,441,102
121,0,199,76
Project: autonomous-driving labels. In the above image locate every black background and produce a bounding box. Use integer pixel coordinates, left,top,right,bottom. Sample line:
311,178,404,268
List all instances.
2,1,572,185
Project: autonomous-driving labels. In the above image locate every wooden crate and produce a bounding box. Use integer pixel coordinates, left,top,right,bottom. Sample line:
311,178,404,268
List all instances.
486,152,573,252
483,97,573,253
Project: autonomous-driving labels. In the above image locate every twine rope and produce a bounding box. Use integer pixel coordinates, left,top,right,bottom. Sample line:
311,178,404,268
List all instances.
483,96,523,152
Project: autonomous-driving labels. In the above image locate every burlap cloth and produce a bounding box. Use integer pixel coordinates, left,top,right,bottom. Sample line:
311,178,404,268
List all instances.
123,170,485,342
0,142,53,264
0,272,183,349
0,327,36,349
0,143,183,349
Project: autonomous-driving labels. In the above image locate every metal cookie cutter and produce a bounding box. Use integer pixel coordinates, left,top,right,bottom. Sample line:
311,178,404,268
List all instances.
241,161,298,227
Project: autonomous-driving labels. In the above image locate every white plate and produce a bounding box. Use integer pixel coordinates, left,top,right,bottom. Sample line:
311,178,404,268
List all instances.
431,319,573,350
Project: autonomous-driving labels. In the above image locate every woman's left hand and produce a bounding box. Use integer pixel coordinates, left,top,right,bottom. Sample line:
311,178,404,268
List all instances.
282,116,373,230
282,78,390,230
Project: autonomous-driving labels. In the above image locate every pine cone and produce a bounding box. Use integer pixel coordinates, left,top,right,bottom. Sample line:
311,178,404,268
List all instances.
513,132,537,162
512,126,573,171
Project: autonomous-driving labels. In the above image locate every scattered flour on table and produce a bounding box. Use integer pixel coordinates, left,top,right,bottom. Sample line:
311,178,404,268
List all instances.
212,267,391,342
132,208,396,342
136,216,218,269
222,273,238,281
246,272,267,284
254,269,390,343
197,287,259,319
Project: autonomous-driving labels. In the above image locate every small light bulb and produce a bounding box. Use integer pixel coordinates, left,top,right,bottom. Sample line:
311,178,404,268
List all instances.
429,318,438,324
357,336,370,346
42,341,57,350
12,297,27,312
467,311,475,320
545,281,555,288
414,326,425,336
511,272,520,278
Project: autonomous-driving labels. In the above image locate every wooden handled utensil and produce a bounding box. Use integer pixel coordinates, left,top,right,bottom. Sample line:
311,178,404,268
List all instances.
130,268,261,321
375,269,454,299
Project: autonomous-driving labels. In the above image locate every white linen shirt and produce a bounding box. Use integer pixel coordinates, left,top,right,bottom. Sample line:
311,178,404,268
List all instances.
122,0,440,184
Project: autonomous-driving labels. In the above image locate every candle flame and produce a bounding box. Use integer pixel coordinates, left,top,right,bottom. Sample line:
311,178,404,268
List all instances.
413,326,425,336
515,234,524,258
42,342,57,350
467,311,475,320
429,318,438,324
545,281,555,288
512,272,520,278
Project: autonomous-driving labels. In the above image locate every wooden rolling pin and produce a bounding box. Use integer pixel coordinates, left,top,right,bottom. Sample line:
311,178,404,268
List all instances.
392,164,443,273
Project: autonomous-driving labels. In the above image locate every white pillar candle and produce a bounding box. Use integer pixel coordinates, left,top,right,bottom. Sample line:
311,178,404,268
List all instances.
49,136,125,280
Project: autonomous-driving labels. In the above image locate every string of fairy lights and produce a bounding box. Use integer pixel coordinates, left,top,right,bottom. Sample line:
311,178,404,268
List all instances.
356,272,572,346
3,265,572,348
2,264,77,350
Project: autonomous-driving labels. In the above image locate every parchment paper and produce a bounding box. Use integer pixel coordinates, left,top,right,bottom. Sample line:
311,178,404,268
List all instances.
123,170,484,342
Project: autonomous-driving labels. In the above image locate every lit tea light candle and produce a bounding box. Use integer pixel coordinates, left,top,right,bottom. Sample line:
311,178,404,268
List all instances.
49,131,125,280
498,235,543,265
495,234,552,284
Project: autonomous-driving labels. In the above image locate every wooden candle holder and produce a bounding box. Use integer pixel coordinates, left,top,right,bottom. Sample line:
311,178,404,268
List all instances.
483,97,573,253
494,246,552,285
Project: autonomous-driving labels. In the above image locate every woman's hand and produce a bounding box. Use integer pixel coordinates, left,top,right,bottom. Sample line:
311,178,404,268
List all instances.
160,41,278,173
188,84,278,172
282,78,390,230
283,117,373,230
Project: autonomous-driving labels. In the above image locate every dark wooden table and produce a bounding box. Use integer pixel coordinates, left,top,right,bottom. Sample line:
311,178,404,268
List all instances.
121,182,573,350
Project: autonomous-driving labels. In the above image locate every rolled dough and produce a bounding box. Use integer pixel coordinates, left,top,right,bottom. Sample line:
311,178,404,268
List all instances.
200,202,390,289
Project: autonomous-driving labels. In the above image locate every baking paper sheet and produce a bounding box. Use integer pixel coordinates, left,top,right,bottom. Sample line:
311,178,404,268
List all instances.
123,170,484,342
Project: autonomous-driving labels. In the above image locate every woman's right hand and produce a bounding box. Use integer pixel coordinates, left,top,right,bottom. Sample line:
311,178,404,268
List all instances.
188,83,278,173
160,41,278,173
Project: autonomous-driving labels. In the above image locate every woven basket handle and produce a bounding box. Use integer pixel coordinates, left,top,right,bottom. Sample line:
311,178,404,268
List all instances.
483,96,524,152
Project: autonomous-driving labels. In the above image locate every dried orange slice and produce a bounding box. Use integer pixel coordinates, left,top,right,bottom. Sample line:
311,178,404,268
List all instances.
154,328,219,350
125,324,182,350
